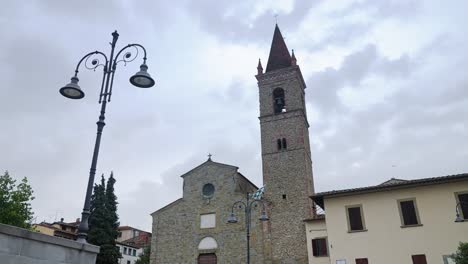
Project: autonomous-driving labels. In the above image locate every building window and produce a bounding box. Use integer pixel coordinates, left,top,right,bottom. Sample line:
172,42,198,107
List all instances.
456,192,468,220
118,231,122,238
443,255,455,264
200,213,216,229
127,261,131,264
356,258,368,264
346,205,366,231
202,183,215,198
133,249,136,256
312,238,328,257
412,254,427,264
277,138,287,151
398,199,421,226
273,88,285,114
124,247,127,255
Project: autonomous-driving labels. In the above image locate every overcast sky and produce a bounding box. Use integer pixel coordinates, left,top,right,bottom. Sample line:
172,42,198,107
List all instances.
1,0,467,232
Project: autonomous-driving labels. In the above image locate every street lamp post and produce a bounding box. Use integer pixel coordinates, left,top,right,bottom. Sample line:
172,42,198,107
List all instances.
227,192,269,264
59,31,155,243
455,201,468,222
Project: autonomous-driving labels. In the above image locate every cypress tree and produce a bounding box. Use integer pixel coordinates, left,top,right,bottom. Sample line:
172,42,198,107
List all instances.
88,173,121,264
88,175,107,246
103,172,121,263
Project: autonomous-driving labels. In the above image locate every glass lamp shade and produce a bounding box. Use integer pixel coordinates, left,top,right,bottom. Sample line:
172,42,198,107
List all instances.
130,63,155,88
259,211,269,221
60,76,85,99
227,213,238,223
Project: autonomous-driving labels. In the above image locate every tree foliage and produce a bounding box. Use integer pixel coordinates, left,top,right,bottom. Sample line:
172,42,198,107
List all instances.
452,242,468,264
88,173,121,264
0,171,34,229
135,245,151,264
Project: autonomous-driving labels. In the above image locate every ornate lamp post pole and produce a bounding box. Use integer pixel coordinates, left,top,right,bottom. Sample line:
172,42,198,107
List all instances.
455,201,468,222
59,31,155,243
227,192,269,264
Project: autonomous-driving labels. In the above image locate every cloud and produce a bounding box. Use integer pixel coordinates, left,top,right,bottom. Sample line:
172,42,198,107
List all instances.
1,0,467,231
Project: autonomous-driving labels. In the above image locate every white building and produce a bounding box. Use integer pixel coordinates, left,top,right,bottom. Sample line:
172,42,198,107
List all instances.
117,242,143,264
307,173,468,264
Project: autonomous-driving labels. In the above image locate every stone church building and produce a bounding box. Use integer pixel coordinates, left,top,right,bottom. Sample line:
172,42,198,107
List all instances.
150,25,315,264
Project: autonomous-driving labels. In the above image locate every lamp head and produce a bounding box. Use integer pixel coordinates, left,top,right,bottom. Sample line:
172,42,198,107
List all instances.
130,63,155,88
259,210,269,222
59,76,85,99
227,213,238,224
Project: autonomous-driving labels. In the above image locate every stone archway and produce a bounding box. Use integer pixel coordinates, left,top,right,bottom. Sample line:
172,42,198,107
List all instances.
198,237,218,250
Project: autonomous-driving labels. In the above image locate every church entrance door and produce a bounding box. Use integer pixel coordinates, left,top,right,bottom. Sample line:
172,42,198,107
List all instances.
198,253,217,264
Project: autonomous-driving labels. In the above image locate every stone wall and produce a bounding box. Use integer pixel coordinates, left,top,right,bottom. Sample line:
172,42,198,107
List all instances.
0,223,99,264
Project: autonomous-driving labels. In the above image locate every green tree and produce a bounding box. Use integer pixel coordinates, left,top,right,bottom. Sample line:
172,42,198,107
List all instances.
452,242,468,264
135,245,151,264
88,173,121,264
0,171,34,229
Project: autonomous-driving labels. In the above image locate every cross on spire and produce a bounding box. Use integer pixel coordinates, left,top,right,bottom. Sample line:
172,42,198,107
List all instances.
208,153,212,161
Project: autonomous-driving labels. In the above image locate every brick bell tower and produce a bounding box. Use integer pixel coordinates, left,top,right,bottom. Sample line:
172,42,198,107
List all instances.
257,25,315,264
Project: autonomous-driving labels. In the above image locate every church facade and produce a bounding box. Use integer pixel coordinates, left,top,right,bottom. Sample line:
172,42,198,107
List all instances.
150,25,315,264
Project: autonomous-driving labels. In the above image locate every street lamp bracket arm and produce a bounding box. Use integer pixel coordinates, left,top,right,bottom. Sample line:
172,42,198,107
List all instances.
73,51,109,77
249,199,265,210
231,200,247,212
113,43,148,68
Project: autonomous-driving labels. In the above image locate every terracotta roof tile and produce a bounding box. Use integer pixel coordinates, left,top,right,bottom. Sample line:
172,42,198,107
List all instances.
312,173,468,209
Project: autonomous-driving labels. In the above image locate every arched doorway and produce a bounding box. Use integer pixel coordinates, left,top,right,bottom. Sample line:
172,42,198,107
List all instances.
198,253,217,264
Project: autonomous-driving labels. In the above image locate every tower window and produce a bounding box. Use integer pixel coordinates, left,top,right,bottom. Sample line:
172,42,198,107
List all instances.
273,88,285,114
277,138,287,151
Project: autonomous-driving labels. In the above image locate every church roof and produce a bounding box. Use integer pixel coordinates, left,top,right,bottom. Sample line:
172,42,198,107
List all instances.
265,24,292,73
311,173,468,209
179,159,238,178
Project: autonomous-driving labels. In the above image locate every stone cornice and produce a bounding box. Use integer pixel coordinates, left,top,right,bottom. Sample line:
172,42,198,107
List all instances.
256,65,306,89
259,109,310,128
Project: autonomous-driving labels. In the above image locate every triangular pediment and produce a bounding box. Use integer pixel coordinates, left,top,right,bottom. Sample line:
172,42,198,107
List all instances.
179,160,238,178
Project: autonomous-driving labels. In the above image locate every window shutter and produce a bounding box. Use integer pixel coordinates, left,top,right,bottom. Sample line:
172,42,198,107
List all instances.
412,254,427,264
319,239,328,256
348,207,364,231
312,238,327,257
400,200,418,225
312,239,318,256
458,193,468,219
356,258,368,264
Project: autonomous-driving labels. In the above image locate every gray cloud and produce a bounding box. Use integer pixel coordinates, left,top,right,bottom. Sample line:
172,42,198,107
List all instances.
1,0,467,232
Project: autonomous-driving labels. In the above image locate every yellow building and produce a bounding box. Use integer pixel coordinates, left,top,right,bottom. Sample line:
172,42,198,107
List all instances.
307,174,468,264
33,218,80,240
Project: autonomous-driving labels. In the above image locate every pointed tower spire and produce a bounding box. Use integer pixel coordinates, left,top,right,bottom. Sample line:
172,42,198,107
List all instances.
291,49,297,66
266,24,291,72
257,58,263,75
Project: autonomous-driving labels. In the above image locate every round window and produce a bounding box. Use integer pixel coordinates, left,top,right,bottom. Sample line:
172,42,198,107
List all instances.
202,183,215,197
